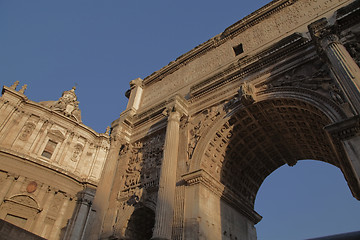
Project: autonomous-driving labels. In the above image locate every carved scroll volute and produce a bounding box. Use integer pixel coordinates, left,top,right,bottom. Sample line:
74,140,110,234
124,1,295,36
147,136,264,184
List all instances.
238,82,256,106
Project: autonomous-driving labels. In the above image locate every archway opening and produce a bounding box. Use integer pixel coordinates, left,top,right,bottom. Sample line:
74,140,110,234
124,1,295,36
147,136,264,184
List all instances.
196,98,359,239
124,206,155,240
255,160,360,240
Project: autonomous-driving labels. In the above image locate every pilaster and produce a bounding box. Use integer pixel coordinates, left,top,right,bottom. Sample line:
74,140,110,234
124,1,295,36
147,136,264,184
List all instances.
49,193,70,239
0,174,16,205
33,187,56,236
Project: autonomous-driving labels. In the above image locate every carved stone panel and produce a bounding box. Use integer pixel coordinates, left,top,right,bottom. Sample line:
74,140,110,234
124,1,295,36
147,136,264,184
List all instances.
118,131,165,200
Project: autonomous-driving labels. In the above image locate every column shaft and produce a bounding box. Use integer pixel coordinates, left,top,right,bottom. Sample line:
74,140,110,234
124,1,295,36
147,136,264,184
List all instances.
152,110,181,240
323,37,360,113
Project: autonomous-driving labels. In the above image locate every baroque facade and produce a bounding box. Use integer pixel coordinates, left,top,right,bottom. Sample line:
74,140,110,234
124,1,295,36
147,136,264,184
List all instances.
1,0,360,239
0,84,110,239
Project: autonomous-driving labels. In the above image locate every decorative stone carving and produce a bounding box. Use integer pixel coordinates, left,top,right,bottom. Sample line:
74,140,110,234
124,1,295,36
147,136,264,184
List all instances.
51,87,82,122
10,81,19,90
18,84,27,94
118,132,165,199
19,122,36,141
259,60,347,106
187,106,221,161
201,98,339,206
7,195,40,210
71,144,83,162
105,126,111,135
344,32,360,67
309,18,360,114
238,82,256,106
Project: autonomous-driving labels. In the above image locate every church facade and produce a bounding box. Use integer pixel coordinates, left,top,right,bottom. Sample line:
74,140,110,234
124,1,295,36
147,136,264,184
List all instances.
0,84,109,239
1,0,360,239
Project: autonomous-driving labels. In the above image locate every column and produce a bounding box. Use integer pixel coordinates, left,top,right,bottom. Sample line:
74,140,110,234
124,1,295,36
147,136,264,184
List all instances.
309,18,360,114
152,108,181,240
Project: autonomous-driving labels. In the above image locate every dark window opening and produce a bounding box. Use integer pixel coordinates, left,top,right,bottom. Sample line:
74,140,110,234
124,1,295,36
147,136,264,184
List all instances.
41,140,58,159
233,43,244,56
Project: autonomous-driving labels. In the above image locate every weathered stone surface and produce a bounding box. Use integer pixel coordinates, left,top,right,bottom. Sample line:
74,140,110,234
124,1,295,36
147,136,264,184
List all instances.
92,1,360,239
1,0,360,240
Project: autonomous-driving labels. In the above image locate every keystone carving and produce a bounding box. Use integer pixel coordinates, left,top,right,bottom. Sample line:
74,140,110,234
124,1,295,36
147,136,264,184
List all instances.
238,82,256,106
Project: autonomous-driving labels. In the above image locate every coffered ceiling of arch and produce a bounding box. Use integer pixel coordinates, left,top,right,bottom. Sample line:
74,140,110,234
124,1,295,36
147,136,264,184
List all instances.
200,98,341,206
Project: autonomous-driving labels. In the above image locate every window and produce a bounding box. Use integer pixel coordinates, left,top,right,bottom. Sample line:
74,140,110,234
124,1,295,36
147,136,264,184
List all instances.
41,140,58,159
233,43,244,56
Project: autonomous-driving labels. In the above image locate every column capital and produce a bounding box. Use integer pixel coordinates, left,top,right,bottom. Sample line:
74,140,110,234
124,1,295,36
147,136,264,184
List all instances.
162,94,188,121
308,18,340,51
163,107,182,123
308,18,334,40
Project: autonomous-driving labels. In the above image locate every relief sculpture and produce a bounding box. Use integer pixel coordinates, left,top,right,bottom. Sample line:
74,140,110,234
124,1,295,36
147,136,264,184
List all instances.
187,106,221,163
118,132,165,199
19,122,36,141
259,60,347,107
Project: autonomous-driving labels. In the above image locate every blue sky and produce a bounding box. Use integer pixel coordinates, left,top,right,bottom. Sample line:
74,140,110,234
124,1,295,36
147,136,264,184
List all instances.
1,1,359,239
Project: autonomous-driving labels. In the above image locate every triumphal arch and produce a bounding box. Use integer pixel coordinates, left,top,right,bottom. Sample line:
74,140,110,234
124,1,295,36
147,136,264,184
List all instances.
87,0,360,239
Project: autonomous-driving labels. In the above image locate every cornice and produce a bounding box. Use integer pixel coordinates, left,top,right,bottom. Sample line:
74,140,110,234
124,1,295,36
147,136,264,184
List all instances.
2,91,108,140
335,0,360,31
142,0,297,86
125,94,189,129
0,147,98,188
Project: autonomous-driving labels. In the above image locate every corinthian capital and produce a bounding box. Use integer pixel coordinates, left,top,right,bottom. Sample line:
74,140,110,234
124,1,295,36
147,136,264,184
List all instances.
308,18,340,50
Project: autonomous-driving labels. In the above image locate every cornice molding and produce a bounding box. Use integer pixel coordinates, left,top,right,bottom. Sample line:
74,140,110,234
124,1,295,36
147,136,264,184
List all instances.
335,0,360,31
0,147,98,188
